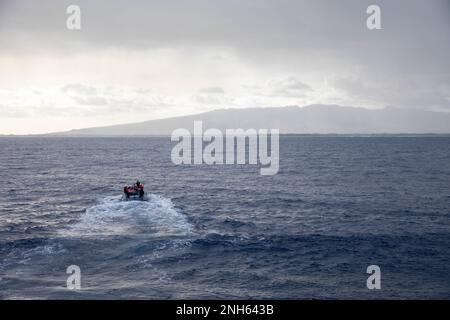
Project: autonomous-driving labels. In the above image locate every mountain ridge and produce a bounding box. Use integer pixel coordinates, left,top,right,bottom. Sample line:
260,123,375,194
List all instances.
46,104,450,136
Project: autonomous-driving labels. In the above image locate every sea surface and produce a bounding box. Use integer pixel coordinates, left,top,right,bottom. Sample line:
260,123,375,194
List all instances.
0,136,449,299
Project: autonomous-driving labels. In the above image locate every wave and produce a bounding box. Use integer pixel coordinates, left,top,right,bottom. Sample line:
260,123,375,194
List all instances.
59,194,193,238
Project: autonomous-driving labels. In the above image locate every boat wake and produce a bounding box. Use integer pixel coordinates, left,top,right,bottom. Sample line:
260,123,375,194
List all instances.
60,194,193,238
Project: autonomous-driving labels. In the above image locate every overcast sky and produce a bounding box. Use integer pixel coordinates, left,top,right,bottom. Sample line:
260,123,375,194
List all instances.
0,0,449,134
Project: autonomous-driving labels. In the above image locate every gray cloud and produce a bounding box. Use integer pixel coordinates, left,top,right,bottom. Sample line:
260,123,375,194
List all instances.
0,83,174,119
62,83,107,106
135,88,153,95
61,83,171,110
331,75,450,110
73,96,108,106
199,86,225,94
193,86,227,105
241,77,312,99
268,77,311,98
62,84,97,95
192,94,223,105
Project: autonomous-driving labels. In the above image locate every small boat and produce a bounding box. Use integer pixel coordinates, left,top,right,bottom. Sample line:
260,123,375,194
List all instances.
123,181,145,200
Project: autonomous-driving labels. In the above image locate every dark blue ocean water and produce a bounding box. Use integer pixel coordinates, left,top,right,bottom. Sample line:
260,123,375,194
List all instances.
0,136,449,299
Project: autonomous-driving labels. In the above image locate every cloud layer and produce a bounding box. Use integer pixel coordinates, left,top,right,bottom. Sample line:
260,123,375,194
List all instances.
0,0,449,133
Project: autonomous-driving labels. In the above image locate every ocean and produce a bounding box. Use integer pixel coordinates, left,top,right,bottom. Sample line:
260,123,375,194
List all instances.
0,136,449,299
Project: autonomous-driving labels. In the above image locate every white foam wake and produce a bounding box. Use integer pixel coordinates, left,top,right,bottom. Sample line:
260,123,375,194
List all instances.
60,194,193,238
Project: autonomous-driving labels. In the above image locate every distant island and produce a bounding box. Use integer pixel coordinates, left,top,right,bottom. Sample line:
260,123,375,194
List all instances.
45,104,450,136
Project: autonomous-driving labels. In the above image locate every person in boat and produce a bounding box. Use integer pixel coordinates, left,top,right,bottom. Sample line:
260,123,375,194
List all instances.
135,181,145,198
123,180,144,199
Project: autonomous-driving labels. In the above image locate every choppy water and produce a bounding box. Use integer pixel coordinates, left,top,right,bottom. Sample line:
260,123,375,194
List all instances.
0,136,449,299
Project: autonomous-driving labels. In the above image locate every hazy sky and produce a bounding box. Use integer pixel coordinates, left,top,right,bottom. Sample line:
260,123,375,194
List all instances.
0,0,449,134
